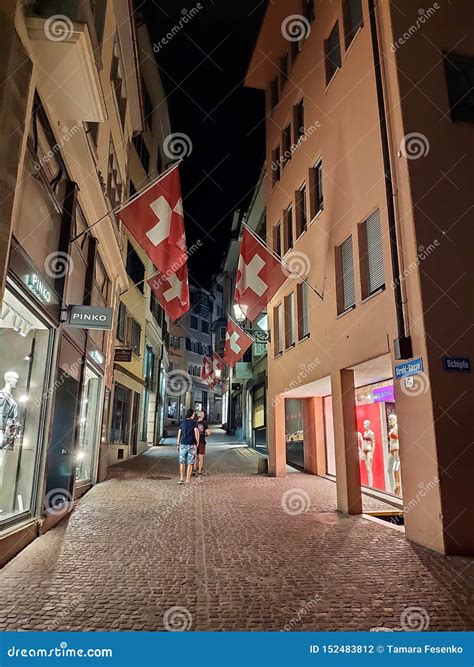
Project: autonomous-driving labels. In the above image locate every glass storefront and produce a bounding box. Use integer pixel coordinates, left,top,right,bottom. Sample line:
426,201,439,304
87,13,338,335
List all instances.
252,385,267,453
285,398,304,469
355,379,401,497
76,366,102,484
0,287,53,523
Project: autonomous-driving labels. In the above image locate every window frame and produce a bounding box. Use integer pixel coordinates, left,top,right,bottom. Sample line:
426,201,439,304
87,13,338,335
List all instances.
284,292,296,349
325,21,342,85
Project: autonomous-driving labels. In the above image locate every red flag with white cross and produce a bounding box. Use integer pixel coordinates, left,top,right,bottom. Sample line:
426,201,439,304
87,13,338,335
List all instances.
234,226,286,322
201,356,213,381
116,164,187,275
223,318,254,367
147,263,189,321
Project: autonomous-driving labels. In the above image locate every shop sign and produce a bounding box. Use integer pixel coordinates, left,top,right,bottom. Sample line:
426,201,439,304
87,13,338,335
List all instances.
114,347,132,362
66,305,113,330
89,349,104,365
372,385,395,403
394,357,423,380
26,274,53,304
442,356,471,373
234,362,252,379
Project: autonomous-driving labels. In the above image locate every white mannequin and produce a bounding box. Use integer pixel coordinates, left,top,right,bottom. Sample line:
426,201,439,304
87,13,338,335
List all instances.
0,371,19,451
387,414,401,495
359,418,375,487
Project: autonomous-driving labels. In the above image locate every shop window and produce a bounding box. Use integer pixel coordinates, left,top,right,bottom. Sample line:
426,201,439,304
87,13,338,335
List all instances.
295,184,307,238
282,124,292,166
111,384,131,444
292,98,305,143
126,241,145,293
283,205,293,254
343,0,363,49
336,236,356,313
271,146,281,185
0,287,53,524
285,398,304,469
284,292,296,348
309,160,324,221
297,282,310,339
130,319,142,356
273,222,282,257
76,366,101,484
325,21,342,84
443,53,474,124
273,303,283,356
359,208,385,298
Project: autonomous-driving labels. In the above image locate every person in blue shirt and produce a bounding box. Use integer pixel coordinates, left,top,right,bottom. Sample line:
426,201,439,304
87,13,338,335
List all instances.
176,408,199,484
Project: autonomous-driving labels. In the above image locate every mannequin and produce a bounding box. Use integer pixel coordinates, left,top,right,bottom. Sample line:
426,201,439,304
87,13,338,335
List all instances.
387,414,401,495
359,419,375,487
0,371,20,451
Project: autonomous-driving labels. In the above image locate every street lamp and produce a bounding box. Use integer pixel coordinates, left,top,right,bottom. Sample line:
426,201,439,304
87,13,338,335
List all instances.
233,303,246,323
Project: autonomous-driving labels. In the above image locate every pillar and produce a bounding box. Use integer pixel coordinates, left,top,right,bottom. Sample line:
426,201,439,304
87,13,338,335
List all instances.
267,393,286,477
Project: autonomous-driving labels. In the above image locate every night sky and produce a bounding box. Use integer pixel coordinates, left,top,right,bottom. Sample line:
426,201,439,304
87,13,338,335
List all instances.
137,0,268,288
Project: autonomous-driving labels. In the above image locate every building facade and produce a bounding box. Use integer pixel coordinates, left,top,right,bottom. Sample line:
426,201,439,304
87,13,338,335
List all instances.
246,0,473,555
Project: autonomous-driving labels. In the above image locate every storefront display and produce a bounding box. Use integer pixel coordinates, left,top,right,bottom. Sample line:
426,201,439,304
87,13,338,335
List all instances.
76,366,102,484
355,379,401,497
0,286,52,523
285,398,304,469
323,396,336,476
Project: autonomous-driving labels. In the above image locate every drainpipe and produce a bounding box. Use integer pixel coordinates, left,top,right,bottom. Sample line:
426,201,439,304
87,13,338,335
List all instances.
368,0,413,360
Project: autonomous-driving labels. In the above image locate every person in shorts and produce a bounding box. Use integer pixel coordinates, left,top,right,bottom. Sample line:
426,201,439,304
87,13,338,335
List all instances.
195,411,210,476
177,409,199,484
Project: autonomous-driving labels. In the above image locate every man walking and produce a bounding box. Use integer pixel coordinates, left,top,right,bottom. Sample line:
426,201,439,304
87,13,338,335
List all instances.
195,411,210,476
177,408,199,484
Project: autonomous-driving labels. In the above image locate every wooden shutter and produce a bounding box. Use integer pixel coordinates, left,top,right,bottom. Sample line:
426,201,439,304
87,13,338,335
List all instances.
341,236,355,310
365,209,384,293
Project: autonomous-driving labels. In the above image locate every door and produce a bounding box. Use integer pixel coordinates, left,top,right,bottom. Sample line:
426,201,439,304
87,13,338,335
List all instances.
130,392,140,455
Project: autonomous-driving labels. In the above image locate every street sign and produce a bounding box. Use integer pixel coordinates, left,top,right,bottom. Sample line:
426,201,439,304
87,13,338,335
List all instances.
66,305,114,330
114,347,132,362
394,357,423,379
442,356,471,373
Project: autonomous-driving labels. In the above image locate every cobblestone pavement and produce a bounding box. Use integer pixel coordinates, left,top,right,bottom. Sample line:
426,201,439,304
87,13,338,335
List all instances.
0,431,473,632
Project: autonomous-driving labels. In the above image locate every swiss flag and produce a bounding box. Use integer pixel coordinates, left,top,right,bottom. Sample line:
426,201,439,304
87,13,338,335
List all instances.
223,319,254,367
234,226,286,322
116,165,187,275
201,356,213,381
147,263,189,321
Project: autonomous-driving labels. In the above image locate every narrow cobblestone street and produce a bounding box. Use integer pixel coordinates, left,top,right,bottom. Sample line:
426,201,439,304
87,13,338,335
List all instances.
0,431,472,632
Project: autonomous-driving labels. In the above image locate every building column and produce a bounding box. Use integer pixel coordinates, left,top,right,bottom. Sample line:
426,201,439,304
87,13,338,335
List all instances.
303,397,318,475
267,394,286,477
331,369,362,514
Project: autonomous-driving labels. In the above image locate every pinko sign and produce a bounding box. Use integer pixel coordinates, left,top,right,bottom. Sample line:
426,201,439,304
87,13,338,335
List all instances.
372,385,395,403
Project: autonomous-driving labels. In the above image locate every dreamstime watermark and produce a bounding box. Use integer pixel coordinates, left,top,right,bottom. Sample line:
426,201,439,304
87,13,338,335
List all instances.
34,122,84,171
281,14,311,42
283,594,322,631
399,132,430,159
163,606,193,631
391,4,440,52
7,644,112,659
44,251,74,280
153,4,203,53
283,250,311,279
272,121,321,170
404,477,439,515
369,605,431,632
149,240,202,292
390,240,440,289
400,371,430,397
166,370,192,397
44,488,74,516
44,14,74,41
163,132,193,159
271,357,321,407
35,357,84,408
281,488,310,516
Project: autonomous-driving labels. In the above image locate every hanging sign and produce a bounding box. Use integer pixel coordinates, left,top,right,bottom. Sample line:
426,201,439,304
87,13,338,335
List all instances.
114,347,132,362
394,357,423,380
66,305,113,330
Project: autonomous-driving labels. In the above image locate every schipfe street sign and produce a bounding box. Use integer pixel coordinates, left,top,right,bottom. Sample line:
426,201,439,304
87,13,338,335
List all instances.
394,357,423,380
442,356,471,373
66,305,114,330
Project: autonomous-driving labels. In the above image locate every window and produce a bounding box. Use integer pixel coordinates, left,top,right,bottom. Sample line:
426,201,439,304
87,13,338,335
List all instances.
272,146,281,185
273,222,282,257
309,160,323,219
133,134,150,174
336,236,356,313
270,77,279,110
273,303,283,355
130,318,142,355
201,320,209,334
190,315,199,330
107,139,123,210
293,99,304,143
86,121,99,147
219,326,226,341
359,209,385,297
444,54,474,124
111,37,127,128
150,291,163,324
282,124,292,166
126,241,145,293
284,292,296,348
111,384,131,444
325,22,342,84
142,78,153,128
297,282,310,339
117,301,127,342
343,0,363,49
295,185,307,237
283,205,293,254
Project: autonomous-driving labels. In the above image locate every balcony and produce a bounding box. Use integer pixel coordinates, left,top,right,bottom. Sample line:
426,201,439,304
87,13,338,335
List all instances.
25,1,106,122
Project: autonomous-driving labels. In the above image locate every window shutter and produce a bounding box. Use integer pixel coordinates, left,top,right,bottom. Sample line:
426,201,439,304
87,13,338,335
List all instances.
366,209,384,293
341,236,355,310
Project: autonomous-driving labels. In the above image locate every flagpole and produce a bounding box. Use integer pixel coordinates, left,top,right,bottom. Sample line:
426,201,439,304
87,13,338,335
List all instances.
119,270,160,297
70,160,183,243
242,222,324,300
